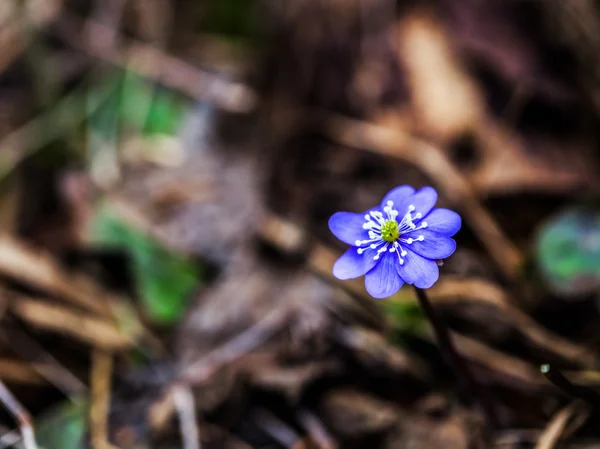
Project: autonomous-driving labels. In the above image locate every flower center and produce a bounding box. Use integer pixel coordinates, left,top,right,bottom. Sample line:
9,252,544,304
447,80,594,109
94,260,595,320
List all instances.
355,201,429,265
380,219,399,243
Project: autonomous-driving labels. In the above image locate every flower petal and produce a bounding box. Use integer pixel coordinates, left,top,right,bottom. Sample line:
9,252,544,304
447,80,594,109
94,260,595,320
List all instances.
403,230,456,259
381,185,415,209
421,208,461,236
328,212,370,245
333,247,379,280
396,250,439,288
364,252,404,298
397,186,438,217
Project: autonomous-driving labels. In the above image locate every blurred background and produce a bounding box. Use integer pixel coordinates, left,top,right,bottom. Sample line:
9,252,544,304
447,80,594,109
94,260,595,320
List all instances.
1,0,600,448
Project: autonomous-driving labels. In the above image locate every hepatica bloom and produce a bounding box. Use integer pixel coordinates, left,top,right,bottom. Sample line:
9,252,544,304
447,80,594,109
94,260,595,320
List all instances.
329,186,461,298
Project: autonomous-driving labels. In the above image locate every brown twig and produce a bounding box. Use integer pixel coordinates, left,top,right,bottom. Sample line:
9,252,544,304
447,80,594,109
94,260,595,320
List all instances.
534,402,582,449
179,305,290,384
541,364,600,405
0,66,119,180
428,278,598,368
448,334,543,389
85,0,126,54
252,408,300,449
0,233,147,350
10,294,136,350
0,327,87,397
296,408,338,449
0,428,21,449
0,235,109,314
0,380,38,449
0,359,44,385
414,287,499,429
0,0,63,78
332,325,429,379
90,350,117,449
56,9,258,113
172,385,201,449
18,0,65,107
150,305,290,431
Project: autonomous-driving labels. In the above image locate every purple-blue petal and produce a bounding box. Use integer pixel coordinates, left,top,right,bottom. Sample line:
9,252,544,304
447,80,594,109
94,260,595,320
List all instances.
381,185,415,209
421,208,461,236
403,230,457,259
364,252,404,298
396,250,439,288
328,212,369,245
396,186,438,217
333,247,379,280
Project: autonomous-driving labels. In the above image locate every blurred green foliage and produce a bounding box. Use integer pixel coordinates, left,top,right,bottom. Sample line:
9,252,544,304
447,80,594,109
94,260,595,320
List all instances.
35,399,87,449
90,206,201,325
88,70,189,140
536,207,600,296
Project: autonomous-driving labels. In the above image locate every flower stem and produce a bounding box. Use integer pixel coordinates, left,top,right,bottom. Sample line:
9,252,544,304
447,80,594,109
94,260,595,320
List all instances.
414,286,500,428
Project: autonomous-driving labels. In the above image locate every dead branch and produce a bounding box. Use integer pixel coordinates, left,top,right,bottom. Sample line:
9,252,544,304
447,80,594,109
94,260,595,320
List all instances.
90,349,118,449
0,380,38,449
55,9,258,114
172,385,201,449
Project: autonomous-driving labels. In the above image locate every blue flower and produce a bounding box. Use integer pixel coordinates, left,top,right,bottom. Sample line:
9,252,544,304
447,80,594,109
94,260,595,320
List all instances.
328,186,461,298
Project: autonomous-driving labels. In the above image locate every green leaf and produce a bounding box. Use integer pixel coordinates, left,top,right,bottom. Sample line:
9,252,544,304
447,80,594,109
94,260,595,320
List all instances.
88,70,188,141
35,399,87,449
535,207,600,296
89,205,201,325
87,73,123,142
143,86,187,136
